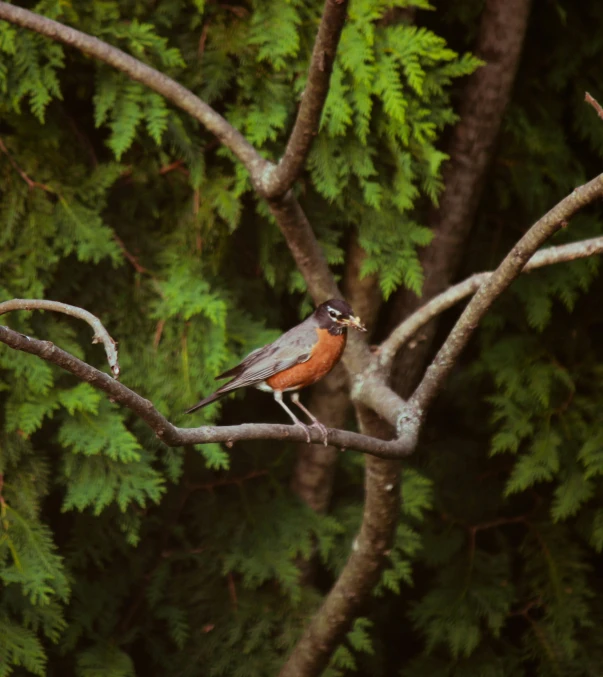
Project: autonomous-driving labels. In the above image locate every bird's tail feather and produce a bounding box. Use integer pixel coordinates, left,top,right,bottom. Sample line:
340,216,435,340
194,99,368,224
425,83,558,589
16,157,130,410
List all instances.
184,390,225,414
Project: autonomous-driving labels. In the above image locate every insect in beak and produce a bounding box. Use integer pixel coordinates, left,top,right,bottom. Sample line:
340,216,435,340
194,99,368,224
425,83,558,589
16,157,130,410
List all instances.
345,315,367,332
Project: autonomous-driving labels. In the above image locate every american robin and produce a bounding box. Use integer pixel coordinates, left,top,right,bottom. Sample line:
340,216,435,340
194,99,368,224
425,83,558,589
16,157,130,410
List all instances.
185,299,366,444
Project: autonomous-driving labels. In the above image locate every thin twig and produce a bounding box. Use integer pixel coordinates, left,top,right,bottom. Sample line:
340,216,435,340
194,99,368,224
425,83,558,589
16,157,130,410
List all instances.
198,23,209,56
159,159,189,176
0,138,54,192
585,91,603,121
113,234,152,276
227,573,238,611
474,514,528,531
508,597,542,618
153,319,166,350
0,299,120,377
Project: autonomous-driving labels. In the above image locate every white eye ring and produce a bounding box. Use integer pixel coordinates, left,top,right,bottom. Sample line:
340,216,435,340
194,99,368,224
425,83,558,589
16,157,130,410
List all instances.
328,308,340,318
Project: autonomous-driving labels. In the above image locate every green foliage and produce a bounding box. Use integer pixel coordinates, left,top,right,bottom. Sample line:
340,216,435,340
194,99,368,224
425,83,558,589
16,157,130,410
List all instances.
0,2,473,671
1,0,602,676
327,618,375,676
0,614,48,677
394,4,603,676
94,75,171,160
222,493,343,603
76,644,135,677
308,5,481,297
377,469,432,595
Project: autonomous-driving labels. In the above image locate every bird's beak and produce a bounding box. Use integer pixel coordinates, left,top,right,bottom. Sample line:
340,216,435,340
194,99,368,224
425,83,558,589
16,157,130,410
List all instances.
345,315,367,332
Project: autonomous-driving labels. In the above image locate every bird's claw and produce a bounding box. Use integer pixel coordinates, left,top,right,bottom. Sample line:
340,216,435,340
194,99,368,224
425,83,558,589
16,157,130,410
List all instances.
310,421,329,446
295,421,312,444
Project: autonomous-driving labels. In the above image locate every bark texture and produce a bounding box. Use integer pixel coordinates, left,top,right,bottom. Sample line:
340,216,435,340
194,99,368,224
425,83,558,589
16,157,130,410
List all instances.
290,364,349,513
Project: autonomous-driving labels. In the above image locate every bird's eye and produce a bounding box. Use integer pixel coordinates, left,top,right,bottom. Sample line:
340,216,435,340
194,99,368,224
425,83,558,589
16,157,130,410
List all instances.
328,309,339,319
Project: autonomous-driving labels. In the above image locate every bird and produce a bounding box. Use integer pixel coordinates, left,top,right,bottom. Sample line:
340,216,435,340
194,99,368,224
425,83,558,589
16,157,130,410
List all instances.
185,298,366,444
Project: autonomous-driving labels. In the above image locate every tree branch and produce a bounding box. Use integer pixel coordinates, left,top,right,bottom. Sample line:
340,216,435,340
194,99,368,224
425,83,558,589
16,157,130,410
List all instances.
0,0,350,201
0,298,120,377
266,191,341,303
265,0,349,197
0,2,272,189
379,234,603,369
585,91,603,121
0,324,415,459
0,2,349,350
0,137,53,191
410,173,603,414
17,218,597,468
279,445,401,677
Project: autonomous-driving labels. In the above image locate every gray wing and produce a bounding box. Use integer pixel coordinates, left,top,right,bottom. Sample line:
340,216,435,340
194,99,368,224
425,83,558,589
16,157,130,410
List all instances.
213,317,318,394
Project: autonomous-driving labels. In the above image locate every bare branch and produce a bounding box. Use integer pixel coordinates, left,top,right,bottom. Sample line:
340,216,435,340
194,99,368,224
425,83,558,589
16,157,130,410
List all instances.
380,235,603,369
0,2,271,188
0,324,415,459
265,0,349,197
0,298,120,377
410,173,603,414
113,235,153,276
0,137,54,192
585,91,603,121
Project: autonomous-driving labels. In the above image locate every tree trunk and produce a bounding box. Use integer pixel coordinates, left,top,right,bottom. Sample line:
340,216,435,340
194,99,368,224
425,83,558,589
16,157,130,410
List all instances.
391,0,533,392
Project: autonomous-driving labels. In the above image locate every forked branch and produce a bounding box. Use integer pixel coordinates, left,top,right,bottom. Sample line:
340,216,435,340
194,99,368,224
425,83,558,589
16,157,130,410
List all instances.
0,298,120,377
0,0,349,201
379,234,603,369
410,172,603,414
2,197,603,457
0,323,412,458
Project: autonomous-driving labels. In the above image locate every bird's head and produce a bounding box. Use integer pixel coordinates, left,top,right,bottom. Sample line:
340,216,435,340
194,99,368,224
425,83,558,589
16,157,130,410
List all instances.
315,299,367,334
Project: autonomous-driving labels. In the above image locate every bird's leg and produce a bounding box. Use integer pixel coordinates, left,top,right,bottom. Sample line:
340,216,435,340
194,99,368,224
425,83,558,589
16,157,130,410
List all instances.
290,392,329,446
273,391,311,444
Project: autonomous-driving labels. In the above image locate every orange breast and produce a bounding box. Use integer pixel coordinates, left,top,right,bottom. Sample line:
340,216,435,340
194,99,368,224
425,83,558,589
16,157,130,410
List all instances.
265,328,346,392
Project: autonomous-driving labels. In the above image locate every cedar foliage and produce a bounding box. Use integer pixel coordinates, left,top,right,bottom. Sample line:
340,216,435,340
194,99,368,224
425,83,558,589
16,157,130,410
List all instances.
398,3,603,676
0,1,602,676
